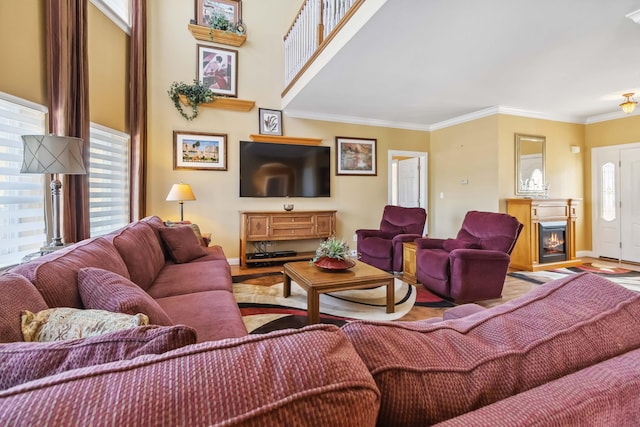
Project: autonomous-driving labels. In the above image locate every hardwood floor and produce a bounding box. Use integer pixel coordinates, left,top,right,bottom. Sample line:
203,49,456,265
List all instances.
230,257,640,322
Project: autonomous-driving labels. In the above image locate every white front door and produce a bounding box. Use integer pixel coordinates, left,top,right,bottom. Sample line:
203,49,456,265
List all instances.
592,143,640,263
398,156,420,207
620,147,640,262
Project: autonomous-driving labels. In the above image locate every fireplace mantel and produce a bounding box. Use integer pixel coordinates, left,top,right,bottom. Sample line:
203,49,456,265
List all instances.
506,198,582,271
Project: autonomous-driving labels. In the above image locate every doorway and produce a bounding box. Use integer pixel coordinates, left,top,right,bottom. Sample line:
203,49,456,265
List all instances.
388,150,428,232
592,142,640,263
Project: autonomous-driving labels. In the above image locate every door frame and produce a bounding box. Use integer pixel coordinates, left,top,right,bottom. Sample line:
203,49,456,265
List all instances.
591,141,640,261
387,150,428,232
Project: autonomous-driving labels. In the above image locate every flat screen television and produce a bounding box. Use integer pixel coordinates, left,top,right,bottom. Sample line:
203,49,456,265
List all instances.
240,141,330,197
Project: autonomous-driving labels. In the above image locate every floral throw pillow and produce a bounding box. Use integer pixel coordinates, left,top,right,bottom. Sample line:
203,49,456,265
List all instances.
21,308,149,342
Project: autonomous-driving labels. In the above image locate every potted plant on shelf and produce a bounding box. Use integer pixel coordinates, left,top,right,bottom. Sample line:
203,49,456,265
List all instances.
311,237,356,271
208,12,246,40
167,80,214,121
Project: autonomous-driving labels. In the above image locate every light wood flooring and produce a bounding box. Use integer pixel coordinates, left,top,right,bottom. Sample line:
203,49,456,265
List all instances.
230,257,640,322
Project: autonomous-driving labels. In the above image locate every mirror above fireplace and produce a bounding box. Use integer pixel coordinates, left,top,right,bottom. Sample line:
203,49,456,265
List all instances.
515,133,545,196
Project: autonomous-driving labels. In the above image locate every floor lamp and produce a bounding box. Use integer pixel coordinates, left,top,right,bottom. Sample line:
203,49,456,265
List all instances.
166,183,196,222
21,135,86,248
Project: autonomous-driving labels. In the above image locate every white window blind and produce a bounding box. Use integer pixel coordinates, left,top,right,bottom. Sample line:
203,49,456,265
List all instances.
88,123,130,237
0,95,47,268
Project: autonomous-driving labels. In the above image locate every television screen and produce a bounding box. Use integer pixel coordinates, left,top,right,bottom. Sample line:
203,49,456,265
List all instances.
240,141,330,197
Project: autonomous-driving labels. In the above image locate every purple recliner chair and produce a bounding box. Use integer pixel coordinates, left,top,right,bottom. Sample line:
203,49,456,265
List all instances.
356,205,427,272
414,210,523,303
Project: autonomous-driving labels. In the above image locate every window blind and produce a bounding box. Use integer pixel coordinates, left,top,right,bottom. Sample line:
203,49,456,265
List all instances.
88,123,130,237
0,95,47,268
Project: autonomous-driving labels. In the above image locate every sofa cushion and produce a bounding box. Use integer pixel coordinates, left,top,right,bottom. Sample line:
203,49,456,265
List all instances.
78,267,173,326
9,237,130,308
148,261,233,299
0,325,196,391
154,290,246,342
0,273,48,343
22,308,149,342
342,272,640,426
0,325,380,426
158,226,207,263
112,222,166,291
436,348,640,426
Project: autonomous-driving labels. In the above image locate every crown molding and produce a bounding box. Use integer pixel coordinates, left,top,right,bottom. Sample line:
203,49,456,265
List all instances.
285,105,627,131
284,109,431,131
626,8,640,24
585,108,638,124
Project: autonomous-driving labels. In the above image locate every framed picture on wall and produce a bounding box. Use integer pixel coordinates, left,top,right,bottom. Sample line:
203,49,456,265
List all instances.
174,131,227,171
335,136,377,176
258,108,283,136
196,0,241,27
197,44,238,97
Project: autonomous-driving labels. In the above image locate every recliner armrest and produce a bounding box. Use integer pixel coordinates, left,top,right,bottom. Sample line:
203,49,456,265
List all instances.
414,237,446,250
448,248,510,262
356,229,396,240
391,233,422,244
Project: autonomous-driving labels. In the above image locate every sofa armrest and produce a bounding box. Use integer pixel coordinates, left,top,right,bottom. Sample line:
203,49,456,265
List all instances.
415,237,446,250
443,303,486,320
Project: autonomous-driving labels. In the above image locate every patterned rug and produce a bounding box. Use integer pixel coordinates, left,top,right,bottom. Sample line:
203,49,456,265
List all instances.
233,278,454,334
508,262,640,292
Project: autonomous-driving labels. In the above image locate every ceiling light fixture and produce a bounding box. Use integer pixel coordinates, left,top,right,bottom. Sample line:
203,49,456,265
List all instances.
620,93,637,114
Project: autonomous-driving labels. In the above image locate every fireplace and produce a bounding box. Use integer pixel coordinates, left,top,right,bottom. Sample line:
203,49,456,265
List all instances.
538,221,567,264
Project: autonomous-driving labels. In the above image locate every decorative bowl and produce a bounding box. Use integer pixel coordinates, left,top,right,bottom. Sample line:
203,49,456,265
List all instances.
284,204,294,211
313,256,355,271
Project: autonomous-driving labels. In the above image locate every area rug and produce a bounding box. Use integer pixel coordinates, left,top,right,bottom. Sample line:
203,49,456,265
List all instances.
233,278,454,334
508,262,640,292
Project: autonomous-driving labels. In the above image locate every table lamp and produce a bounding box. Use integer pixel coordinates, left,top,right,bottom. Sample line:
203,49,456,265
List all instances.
21,134,86,247
166,183,196,221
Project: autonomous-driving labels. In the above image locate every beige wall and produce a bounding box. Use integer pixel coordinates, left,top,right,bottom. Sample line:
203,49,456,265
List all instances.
88,4,128,132
147,0,428,259
0,0,47,105
429,116,499,237
0,1,127,133
5,0,638,259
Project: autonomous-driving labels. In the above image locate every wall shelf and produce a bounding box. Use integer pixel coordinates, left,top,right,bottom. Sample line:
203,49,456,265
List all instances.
188,24,246,47
178,94,255,112
249,134,323,145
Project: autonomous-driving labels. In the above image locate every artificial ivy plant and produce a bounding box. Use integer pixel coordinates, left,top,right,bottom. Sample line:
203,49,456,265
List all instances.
167,80,214,121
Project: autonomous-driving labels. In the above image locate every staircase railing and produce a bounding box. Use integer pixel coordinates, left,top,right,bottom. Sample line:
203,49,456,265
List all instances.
283,0,365,96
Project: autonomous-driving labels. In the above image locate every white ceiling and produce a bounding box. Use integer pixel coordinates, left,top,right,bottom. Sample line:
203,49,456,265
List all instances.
282,0,640,130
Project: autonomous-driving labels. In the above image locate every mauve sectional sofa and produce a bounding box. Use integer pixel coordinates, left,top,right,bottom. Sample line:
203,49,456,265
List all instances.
0,216,639,425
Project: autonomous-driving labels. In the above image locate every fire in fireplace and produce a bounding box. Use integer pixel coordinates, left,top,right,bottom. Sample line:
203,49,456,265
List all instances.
538,221,567,264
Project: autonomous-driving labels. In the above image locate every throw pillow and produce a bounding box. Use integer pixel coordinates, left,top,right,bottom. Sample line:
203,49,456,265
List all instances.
0,272,48,343
22,308,149,342
0,325,197,390
158,226,207,263
165,221,207,247
78,267,173,326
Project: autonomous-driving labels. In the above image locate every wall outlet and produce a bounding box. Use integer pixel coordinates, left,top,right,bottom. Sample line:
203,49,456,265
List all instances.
352,234,358,242
350,249,358,257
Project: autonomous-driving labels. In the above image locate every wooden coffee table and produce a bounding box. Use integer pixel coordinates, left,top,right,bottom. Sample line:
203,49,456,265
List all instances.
283,260,395,325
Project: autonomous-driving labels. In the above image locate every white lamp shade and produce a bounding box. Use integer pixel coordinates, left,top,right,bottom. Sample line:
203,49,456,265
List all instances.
21,135,86,174
166,183,196,201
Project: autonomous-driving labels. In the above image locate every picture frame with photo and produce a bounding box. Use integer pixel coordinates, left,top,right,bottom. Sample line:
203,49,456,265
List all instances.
335,136,377,176
258,108,283,136
196,0,241,27
174,131,227,171
197,44,238,98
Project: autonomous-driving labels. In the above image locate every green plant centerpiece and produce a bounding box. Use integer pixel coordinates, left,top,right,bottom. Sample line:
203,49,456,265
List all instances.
167,79,214,121
311,237,356,271
208,11,245,38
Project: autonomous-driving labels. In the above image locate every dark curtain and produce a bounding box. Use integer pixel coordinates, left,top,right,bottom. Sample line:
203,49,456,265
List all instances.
46,0,90,243
130,0,147,220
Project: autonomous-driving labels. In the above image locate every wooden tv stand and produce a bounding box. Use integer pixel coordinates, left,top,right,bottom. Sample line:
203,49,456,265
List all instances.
239,210,337,266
